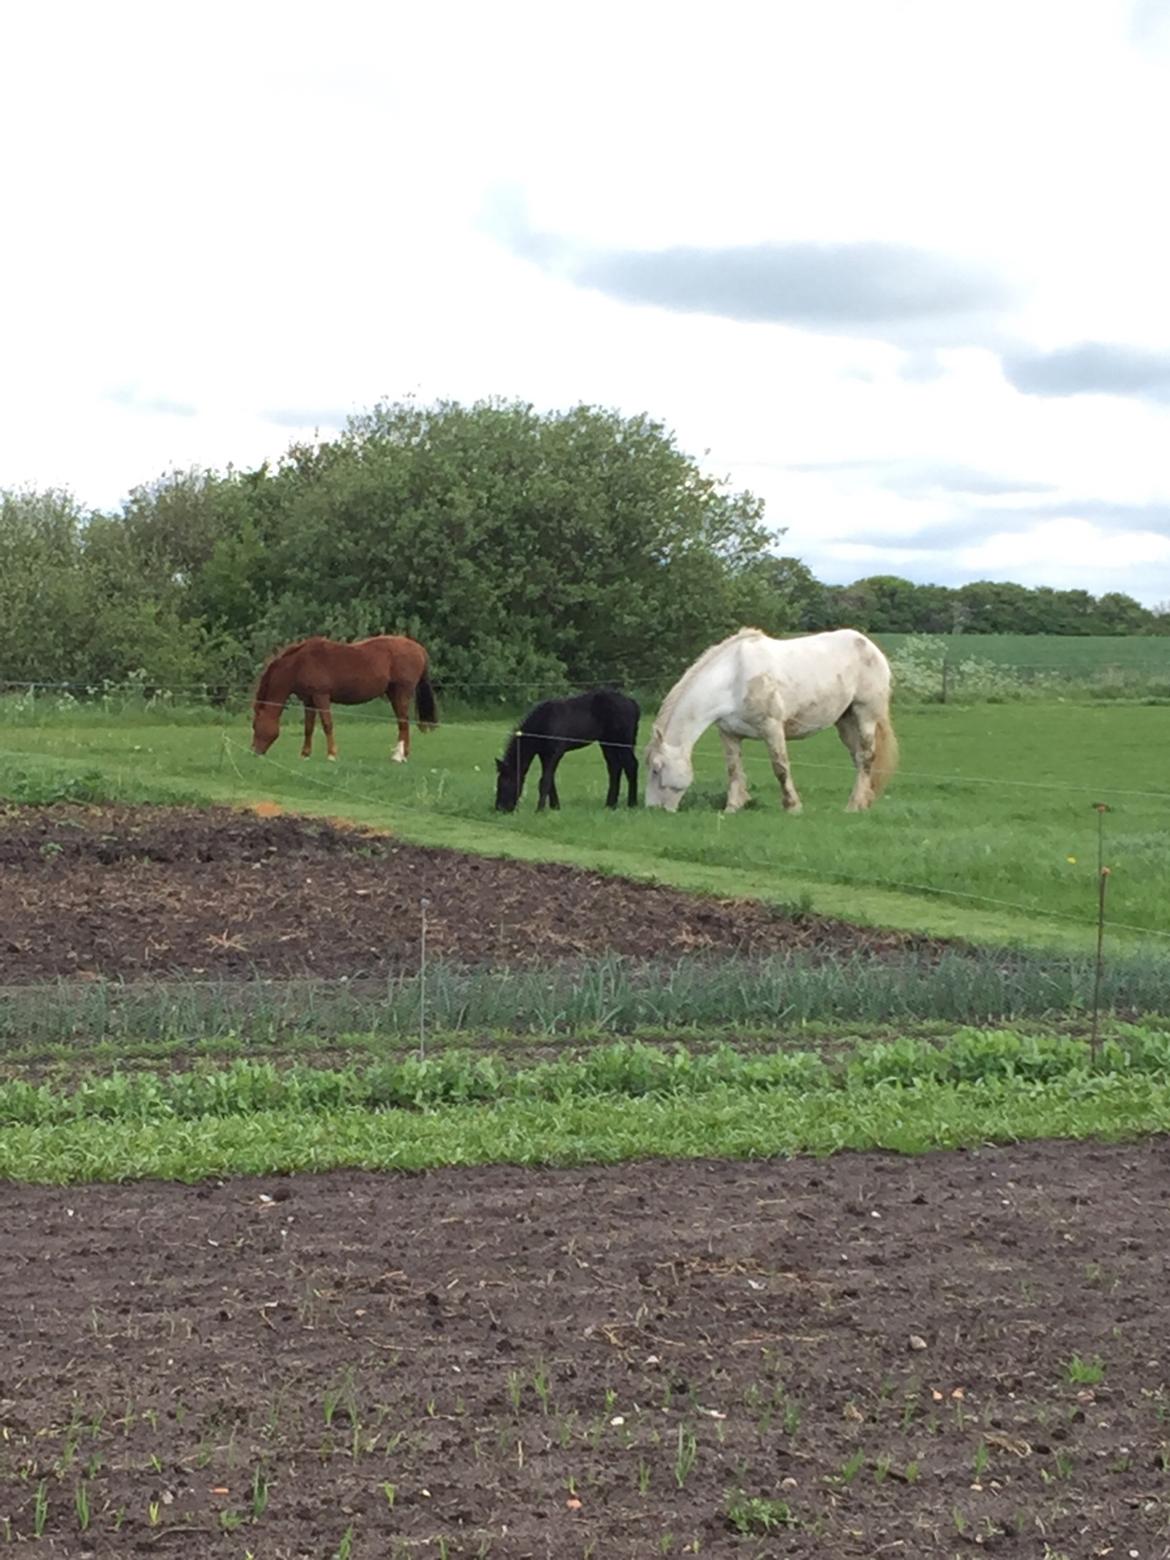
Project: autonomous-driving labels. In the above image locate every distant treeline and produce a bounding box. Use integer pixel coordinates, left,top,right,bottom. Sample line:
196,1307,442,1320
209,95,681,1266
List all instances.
2,397,1166,696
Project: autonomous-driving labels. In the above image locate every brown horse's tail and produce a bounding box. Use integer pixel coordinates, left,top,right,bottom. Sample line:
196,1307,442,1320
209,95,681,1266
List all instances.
871,712,899,798
415,673,438,733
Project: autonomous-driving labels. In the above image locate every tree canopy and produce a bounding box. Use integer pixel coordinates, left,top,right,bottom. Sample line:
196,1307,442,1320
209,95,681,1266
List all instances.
2,398,1165,696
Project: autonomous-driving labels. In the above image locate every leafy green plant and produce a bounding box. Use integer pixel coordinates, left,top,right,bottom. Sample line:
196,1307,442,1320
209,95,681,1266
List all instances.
1064,1354,1105,1386
724,1490,794,1535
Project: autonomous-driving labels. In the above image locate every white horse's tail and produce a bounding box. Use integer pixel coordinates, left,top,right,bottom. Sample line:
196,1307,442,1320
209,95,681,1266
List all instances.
871,713,899,798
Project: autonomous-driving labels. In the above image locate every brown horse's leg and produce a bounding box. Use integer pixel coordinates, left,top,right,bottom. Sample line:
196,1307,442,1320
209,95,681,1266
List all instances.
301,700,316,759
316,695,338,761
388,686,410,762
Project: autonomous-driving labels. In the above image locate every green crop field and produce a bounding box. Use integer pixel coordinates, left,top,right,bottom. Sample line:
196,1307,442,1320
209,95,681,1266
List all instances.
875,632,1170,703
875,632,1170,670
2,694,1167,951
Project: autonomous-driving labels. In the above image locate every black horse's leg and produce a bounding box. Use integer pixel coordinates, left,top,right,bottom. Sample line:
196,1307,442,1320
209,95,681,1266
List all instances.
539,747,568,811
603,748,622,808
624,748,639,807
536,752,555,811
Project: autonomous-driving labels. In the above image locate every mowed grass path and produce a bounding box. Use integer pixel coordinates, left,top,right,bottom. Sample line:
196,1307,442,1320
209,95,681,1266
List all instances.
2,699,1167,951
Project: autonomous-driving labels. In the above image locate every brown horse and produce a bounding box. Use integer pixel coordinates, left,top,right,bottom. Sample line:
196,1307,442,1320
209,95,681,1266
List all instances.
251,635,438,762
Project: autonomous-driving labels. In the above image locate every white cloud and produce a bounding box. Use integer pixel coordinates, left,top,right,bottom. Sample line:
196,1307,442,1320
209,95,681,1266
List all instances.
960,518,1170,572
1,0,1168,599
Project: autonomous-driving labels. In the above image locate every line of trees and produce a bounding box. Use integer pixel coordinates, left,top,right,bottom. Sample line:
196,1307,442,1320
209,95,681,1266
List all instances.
2,398,1167,696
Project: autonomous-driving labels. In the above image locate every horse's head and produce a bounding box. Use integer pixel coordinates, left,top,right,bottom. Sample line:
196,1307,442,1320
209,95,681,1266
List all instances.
644,727,692,812
494,755,520,813
251,696,281,755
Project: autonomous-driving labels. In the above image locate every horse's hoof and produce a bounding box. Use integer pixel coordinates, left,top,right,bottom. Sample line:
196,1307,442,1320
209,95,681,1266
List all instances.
327,754,338,762
390,753,407,764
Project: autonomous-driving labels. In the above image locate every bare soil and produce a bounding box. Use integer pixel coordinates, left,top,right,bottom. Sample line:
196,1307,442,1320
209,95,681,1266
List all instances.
4,1142,1170,1557
0,804,946,981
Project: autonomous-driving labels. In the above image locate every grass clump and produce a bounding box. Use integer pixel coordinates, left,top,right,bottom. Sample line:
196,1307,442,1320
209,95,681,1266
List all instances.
724,1490,795,1534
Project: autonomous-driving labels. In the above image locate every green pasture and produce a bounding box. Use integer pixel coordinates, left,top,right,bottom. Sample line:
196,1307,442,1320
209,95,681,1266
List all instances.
2,695,1167,952
877,631,1170,676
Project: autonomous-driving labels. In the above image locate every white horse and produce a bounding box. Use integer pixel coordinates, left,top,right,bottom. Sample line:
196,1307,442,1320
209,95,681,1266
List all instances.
644,627,898,814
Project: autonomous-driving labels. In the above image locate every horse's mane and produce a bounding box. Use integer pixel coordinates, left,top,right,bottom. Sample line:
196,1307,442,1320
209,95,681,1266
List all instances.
499,696,552,767
254,638,312,704
500,729,522,771
655,627,766,730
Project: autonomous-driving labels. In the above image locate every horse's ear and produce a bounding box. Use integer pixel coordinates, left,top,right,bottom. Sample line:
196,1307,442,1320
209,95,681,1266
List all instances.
495,757,505,772
652,723,663,742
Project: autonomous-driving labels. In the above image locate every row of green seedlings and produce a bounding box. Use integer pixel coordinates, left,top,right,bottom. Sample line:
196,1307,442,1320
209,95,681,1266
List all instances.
723,1349,1159,1543
7,1348,1164,1547
5,1025,1169,1126
2,1356,788,1546
4,1365,721,1547
10,947,1170,1052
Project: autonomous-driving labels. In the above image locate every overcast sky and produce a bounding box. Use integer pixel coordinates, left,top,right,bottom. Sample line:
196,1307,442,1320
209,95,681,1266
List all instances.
4,0,1170,600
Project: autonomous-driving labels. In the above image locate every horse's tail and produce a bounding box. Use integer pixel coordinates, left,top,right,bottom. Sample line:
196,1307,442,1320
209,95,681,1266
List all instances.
871,711,899,798
415,673,438,732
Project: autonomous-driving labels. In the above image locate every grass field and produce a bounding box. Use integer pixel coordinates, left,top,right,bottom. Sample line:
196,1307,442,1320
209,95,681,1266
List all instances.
877,631,1170,672
2,694,1167,951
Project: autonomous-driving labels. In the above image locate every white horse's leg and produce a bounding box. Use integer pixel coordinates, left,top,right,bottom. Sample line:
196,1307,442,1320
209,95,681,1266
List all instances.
719,729,751,812
761,718,802,812
836,706,876,811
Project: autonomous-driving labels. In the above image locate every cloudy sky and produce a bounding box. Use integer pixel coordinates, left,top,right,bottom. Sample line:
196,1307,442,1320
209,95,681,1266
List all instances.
4,0,1170,599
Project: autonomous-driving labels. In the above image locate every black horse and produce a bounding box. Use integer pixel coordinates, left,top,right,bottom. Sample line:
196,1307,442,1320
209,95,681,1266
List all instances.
495,689,640,812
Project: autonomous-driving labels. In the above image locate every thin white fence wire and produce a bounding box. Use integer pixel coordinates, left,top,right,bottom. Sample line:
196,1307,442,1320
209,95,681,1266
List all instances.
6,650,1170,701
3,719,1168,948
5,690,1170,799
3,685,1168,941
214,732,1170,945
127,689,1170,800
